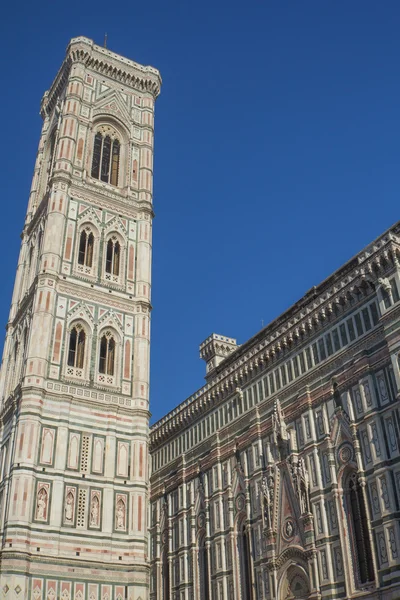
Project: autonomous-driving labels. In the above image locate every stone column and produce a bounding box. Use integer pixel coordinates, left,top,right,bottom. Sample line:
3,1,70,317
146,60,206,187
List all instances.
217,460,228,598
204,472,212,600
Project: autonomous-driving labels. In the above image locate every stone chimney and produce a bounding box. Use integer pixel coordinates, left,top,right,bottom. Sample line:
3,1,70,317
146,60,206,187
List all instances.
199,334,238,380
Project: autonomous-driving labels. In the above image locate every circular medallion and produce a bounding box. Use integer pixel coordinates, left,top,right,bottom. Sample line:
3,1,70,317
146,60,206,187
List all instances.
338,443,353,465
282,518,296,541
235,494,245,512
197,512,205,529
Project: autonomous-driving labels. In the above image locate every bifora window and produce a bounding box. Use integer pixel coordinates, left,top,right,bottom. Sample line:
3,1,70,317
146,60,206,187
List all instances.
66,324,86,379
99,331,116,376
105,236,121,278
78,228,94,268
91,132,120,186
68,325,86,369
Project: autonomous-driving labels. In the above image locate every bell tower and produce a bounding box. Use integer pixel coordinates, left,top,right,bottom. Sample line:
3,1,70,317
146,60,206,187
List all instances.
0,37,161,600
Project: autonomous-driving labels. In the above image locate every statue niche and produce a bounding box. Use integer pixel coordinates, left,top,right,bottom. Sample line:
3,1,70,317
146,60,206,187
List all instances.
262,466,276,530
272,399,290,460
288,455,310,515
332,381,343,410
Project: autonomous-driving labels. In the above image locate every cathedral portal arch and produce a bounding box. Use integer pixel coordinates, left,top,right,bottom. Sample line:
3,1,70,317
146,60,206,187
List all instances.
277,561,311,600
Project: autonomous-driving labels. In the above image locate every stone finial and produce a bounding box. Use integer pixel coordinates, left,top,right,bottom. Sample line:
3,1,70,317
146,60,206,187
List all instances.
199,333,237,380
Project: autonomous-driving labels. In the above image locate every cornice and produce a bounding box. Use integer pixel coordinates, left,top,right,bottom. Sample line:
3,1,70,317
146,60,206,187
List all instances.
150,333,389,497
0,389,21,425
150,223,400,447
41,58,71,118
56,280,150,313
41,36,161,119
70,180,153,219
68,37,161,98
25,194,48,237
44,382,150,418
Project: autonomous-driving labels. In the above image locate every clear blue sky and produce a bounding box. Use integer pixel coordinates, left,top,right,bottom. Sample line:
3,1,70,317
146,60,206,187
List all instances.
1,1,399,423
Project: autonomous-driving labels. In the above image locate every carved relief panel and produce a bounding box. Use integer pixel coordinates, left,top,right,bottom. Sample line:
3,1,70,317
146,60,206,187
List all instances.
34,481,51,523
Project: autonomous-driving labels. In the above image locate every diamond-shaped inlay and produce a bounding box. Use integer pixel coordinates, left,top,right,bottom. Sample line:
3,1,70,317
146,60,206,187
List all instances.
14,586,21,595
3,586,9,595
33,587,41,600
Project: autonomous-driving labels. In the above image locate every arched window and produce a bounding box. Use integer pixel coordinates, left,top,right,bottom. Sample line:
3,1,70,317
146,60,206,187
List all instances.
67,325,86,369
91,132,120,186
99,332,115,376
78,228,94,268
36,230,43,275
238,523,253,600
106,237,121,277
9,340,20,394
162,543,169,600
346,472,374,586
198,534,210,600
48,131,57,174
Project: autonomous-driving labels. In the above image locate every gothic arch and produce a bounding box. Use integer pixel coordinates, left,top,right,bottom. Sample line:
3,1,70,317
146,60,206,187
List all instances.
38,126,57,197
278,562,311,600
161,527,170,600
96,326,122,389
89,118,129,188
197,530,210,600
235,513,253,600
340,467,375,589
66,304,95,332
102,230,126,286
74,221,100,279
64,319,91,382
92,109,130,137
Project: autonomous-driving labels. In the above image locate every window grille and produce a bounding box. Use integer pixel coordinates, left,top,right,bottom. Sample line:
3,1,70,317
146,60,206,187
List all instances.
77,488,87,528
80,435,90,473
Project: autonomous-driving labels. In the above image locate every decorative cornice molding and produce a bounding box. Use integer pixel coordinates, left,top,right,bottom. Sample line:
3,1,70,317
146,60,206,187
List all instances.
68,37,161,98
70,180,153,217
150,223,400,447
41,37,161,119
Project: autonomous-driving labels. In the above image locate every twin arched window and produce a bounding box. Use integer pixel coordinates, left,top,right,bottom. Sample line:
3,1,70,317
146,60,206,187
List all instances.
106,237,120,277
67,325,86,369
91,133,120,186
78,228,94,268
99,331,115,376
66,326,117,384
77,228,122,281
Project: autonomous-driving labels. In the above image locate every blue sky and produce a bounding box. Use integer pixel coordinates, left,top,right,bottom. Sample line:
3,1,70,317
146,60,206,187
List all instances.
1,1,399,423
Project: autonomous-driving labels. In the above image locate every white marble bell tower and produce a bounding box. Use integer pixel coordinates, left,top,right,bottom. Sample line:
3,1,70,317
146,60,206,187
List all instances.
0,37,161,600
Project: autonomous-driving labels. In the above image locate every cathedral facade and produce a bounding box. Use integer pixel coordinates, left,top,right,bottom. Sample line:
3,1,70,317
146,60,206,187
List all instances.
149,228,400,600
0,38,160,600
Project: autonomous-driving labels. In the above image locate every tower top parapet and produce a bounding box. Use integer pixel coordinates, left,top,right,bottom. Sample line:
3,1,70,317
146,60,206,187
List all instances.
67,36,161,80
42,35,162,118
200,333,238,379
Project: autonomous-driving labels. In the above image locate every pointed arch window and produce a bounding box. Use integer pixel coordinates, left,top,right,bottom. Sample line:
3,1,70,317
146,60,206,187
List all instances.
78,228,94,268
91,132,120,186
346,472,375,586
67,325,86,369
198,534,210,600
106,237,121,277
48,130,57,175
162,542,170,600
99,332,115,376
238,523,253,600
